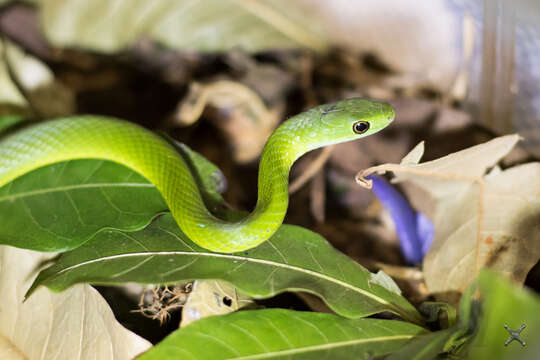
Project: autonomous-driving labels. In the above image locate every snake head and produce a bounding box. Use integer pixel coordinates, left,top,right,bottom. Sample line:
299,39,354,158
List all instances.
293,98,395,153
264,98,395,165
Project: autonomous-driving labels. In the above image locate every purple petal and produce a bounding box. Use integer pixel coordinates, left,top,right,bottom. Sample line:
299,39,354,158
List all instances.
367,175,433,264
416,212,434,256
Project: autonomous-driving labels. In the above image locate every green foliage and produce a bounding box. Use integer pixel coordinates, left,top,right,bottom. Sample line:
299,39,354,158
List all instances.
387,328,457,360
462,271,540,359
390,271,540,359
0,160,167,251
28,214,423,324
0,130,422,324
0,139,227,251
138,309,425,360
387,286,475,359
2,117,538,359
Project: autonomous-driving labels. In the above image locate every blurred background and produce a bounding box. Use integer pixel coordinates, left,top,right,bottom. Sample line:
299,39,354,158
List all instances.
0,0,539,340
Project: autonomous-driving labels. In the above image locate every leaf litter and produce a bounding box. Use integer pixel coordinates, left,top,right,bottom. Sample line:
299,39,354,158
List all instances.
134,283,192,325
180,280,254,328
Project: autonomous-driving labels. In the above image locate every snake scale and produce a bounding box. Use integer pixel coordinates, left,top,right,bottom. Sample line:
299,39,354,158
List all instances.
0,98,394,252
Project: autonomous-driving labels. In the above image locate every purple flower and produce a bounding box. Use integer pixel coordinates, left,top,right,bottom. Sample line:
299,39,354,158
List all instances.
367,175,434,264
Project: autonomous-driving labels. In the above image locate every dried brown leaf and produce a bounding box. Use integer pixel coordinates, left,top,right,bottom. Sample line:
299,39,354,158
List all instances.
0,334,25,360
0,246,150,360
357,135,540,297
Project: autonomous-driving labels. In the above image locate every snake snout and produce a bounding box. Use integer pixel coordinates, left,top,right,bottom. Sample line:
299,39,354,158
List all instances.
383,103,396,124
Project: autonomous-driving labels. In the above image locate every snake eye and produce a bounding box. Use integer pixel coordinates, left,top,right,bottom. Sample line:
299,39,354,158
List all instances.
353,121,370,134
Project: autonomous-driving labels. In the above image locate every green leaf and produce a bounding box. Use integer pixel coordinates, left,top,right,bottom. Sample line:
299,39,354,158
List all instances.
5,117,421,326
393,271,540,359
28,214,424,325
38,0,328,53
0,160,168,251
386,328,456,360
0,138,226,251
139,309,425,360
463,271,540,359
388,279,477,359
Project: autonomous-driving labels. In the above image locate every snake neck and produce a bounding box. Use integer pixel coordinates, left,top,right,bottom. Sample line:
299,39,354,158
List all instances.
253,134,296,214
245,115,309,231
188,113,312,253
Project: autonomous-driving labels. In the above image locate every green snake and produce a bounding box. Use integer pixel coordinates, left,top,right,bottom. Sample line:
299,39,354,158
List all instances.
0,98,394,253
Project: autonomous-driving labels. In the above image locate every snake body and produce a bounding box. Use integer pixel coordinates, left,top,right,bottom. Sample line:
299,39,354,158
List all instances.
0,98,394,252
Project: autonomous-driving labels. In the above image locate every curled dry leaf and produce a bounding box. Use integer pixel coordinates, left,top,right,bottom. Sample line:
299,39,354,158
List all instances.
174,80,269,126
356,135,540,298
180,280,254,328
173,80,283,163
325,133,411,218
0,246,150,360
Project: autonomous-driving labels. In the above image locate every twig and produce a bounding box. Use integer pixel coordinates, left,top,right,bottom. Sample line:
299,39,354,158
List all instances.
310,170,326,223
289,145,334,194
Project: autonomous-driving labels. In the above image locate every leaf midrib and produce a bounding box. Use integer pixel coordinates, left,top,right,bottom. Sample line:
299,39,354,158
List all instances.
231,334,415,360
0,183,155,202
51,250,392,308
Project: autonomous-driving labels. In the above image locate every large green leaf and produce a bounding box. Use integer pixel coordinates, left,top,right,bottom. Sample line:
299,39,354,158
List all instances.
0,159,167,251
37,0,327,53
28,214,424,325
386,328,457,360
391,270,540,359
388,278,477,359
4,119,422,325
462,271,540,359
0,138,226,251
139,309,426,360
